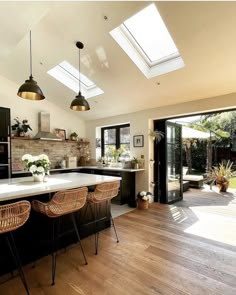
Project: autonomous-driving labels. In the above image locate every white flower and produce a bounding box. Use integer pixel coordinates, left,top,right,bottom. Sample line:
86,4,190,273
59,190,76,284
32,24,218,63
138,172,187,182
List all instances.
22,154,32,162
22,153,50,174
32,156,39,162
140,191,146,197
37,166,45,173
142,195,149,201
38,154,49,162
29,165,37,173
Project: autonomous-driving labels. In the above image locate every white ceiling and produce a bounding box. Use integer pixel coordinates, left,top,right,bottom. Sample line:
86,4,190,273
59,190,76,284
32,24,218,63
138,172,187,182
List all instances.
1,1,236,121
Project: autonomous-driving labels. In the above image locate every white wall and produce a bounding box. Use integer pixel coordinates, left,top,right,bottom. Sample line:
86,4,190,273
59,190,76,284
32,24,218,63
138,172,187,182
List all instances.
85,92,236,197
0,74,86,138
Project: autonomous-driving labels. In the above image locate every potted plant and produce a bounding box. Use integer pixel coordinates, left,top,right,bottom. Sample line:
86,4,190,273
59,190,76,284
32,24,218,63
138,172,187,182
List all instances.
136,191,152,209
149,129,164,143
206,161,236,192
132,157,139,169
11,117,32,137
22,154,50,182
70,132,78,141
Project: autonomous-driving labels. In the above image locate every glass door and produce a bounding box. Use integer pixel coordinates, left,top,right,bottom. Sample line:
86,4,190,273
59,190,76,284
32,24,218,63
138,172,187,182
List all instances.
154,120,182,204
166,122,183,203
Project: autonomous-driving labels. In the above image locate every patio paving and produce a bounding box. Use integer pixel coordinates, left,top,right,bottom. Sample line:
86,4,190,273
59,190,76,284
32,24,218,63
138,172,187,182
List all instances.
175,184,236,247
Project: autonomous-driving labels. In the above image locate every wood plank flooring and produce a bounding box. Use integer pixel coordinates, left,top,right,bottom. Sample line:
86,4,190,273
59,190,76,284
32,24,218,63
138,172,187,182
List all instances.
0,186,236,294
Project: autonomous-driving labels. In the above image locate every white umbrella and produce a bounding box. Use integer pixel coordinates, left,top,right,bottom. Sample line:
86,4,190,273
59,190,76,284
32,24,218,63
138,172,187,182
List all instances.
182,126,211,139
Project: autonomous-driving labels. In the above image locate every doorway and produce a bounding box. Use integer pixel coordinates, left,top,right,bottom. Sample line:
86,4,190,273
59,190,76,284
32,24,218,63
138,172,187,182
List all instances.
154,119,183,204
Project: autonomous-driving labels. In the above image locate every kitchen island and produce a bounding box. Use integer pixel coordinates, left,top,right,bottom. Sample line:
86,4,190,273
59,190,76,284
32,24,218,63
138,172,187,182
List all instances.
0,172,121,276
12,166,144,207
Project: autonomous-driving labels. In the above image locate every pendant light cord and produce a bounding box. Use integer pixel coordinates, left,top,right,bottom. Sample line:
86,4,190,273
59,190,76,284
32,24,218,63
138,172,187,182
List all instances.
79,48,81,93
30,30,33,78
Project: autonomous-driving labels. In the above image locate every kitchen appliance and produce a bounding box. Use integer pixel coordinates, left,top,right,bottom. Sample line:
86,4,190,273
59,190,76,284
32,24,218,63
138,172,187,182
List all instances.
34,112,62,140
0,107,11,179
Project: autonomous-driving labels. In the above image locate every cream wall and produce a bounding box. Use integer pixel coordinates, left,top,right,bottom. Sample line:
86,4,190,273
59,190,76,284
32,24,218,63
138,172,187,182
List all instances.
0,74,86,138
85,92,236,197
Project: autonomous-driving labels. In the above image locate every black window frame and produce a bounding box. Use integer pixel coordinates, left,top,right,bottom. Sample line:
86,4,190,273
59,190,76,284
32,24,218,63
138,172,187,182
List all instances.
101,123,130,157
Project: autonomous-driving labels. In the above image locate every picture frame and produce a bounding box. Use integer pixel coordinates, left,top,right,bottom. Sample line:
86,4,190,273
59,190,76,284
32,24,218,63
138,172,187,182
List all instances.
55,128,66,140
133,135,144,147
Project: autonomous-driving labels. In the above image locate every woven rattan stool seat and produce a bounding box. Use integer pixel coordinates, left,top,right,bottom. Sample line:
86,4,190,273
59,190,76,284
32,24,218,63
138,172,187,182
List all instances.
87,181,120,204
0,200,31,295
32,187,88,217
0,201,31,234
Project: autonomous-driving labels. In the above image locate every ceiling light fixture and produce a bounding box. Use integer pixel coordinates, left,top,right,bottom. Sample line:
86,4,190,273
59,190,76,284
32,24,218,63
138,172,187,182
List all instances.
70,41,90,111
17,30,45,100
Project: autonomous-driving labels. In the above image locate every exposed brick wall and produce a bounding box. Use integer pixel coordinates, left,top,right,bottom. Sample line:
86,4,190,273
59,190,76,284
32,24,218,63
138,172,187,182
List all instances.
11,138,82,170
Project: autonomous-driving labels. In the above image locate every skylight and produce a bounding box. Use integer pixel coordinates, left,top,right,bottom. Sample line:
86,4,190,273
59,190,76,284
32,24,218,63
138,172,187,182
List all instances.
47,61,103,99
110,3,184,78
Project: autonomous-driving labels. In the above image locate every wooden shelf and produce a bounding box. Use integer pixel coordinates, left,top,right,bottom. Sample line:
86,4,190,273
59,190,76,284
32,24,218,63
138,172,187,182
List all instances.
11,137,89,144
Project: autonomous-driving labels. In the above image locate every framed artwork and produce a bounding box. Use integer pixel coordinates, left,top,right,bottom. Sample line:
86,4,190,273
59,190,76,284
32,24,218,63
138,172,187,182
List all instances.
55,128,66,140
133,135,144,147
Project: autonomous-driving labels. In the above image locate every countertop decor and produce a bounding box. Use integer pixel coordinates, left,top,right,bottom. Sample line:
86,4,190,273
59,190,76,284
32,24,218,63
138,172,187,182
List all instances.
22,154,50,182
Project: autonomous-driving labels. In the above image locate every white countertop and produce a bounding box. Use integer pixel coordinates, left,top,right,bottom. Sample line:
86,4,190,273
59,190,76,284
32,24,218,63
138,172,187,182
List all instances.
0,172,121,202
12,166,144,174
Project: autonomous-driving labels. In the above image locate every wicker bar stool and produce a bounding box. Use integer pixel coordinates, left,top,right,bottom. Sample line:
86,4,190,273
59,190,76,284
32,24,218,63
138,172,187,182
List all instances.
31,187,88,286
0,200,31,295
87,181,120,255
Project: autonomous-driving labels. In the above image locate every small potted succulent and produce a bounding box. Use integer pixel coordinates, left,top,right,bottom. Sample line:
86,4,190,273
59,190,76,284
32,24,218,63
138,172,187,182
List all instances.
70,132,78,141
132,157,139,169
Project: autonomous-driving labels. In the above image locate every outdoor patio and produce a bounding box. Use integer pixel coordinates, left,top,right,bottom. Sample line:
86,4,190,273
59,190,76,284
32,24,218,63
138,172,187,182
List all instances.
176,184,236,247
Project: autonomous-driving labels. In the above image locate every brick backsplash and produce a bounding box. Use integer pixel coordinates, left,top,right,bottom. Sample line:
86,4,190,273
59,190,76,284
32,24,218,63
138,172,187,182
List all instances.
11,138,82,170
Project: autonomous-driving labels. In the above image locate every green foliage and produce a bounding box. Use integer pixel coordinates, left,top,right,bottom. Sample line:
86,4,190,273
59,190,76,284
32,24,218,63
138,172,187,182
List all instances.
206,161,236,184
182,139,207,173
191,140,208,172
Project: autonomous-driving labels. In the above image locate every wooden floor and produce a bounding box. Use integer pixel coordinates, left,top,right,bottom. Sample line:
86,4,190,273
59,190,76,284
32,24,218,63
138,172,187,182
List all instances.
1,186,236,294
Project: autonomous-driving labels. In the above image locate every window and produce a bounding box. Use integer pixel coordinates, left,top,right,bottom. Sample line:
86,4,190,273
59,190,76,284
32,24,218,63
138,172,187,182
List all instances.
101,124,130,160
47,61,104,99
110,3,184,78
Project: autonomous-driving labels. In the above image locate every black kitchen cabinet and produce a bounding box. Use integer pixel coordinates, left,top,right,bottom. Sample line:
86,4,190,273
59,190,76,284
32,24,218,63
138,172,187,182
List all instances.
0,107,11,178
80,168,136,207
0,107,10,141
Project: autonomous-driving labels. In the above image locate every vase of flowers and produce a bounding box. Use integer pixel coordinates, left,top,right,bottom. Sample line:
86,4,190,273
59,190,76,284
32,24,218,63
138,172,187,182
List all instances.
22,154,50,182
136,191,152,209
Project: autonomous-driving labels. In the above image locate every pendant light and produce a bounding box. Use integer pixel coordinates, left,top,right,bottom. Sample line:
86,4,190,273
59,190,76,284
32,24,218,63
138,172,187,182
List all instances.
17,30,45,100
70,41,90,111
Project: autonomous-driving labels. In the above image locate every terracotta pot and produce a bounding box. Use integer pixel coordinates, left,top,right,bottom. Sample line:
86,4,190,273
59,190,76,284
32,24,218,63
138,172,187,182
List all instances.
216,176,229,192
137,199,149,209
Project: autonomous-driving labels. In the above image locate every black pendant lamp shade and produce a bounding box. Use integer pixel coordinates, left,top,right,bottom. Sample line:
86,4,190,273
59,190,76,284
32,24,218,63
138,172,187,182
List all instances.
17,31,45,100
70,41,90,111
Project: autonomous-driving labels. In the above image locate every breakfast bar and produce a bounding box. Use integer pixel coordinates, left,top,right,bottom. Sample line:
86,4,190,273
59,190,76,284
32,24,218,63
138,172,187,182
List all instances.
0,172,121,276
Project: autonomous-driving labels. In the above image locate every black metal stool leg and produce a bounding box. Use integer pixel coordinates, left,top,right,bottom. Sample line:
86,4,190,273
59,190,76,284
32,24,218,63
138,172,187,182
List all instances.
94,203,100,255
51,218,57,286
6,233,30,295
110,213,119,243
71,213,88,265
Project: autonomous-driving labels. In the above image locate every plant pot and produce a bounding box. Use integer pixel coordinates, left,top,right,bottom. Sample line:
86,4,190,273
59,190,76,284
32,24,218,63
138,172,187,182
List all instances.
133,163,139,169
137,199,149,209
70,136,77,141
216,176,229,192
32,174,44,182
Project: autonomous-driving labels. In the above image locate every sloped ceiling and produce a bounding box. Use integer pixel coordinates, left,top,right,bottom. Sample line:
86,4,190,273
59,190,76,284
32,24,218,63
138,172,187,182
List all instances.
0,1,236,121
